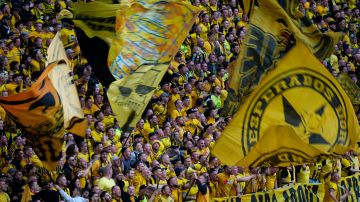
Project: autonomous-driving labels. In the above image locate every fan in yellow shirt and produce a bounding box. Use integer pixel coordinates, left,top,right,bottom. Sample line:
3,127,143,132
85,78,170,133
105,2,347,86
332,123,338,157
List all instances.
217,166,238,197
20,146,43,168
59,19,77,49
0,179,10,202
323,172,350,202
296,164,310,184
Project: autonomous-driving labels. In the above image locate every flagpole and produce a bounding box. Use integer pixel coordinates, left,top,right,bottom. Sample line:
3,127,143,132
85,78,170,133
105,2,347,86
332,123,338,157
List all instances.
86,138,94,187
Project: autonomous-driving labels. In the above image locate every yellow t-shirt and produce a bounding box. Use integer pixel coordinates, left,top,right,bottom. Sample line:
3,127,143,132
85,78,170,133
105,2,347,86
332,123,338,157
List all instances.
217,173,237,197
323,181,339,202
31,59,45,73
152,103,167,125
297,166,310,184
185,118,202,135
0,192,10,202
60,28,76,48
170,109,182,119
265,173,276,191
341,158,352,177
91,130,103,143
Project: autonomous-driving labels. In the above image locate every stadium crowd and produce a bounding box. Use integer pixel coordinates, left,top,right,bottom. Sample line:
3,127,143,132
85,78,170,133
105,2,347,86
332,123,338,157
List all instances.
0,0,359,201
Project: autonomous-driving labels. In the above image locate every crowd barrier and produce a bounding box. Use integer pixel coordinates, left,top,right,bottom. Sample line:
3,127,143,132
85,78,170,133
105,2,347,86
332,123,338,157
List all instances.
211,174,360,202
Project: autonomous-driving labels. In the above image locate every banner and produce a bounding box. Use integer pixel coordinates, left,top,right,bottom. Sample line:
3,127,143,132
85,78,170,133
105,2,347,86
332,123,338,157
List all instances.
211,174,360,202
223,0,343,116
212,42,359,167
337,73,360,105
212,183,323,202
339,174,360,201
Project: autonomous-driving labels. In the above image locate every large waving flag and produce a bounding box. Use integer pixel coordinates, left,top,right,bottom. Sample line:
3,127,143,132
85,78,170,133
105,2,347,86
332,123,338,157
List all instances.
0,35,86,170
73,0,200,130
72,1,120,87
223,0,343,116
212,42,359,167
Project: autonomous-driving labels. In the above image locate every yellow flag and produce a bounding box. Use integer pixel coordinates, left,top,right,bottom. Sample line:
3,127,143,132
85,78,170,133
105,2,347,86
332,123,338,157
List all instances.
107,0,199,130
108,63,169,128
337,73,360,105
223,0,343,115
212,42,359,167
108,0,199,80
73,1,199,130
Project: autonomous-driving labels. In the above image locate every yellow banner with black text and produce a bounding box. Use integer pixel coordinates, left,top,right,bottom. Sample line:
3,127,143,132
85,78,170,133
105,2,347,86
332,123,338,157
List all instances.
212,174,360,202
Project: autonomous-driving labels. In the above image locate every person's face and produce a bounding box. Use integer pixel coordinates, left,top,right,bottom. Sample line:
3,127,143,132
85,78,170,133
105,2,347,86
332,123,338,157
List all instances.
184,158,192,166
101,152,108,160
95,94,103,103
222,9,229,17
23,4,30,10
106,128,114,138
137,119,145,129
150,116,158,125
91,193,99,201
68,156,76,166
93,186,101,194
152,142,160,151
175,100,183,109
125,148,131,158
15,171,23,180
163,186,171,195
0,181,8,192
97,122,105,132
104,192,112,201
112,186,121,197
144,144,152,153
95,144,103,153
25,148,33,156
198,140,205,148
79,158,87,168
59,176,67,187
162,154,170,164
128,170,135,179
135,143,143,152
75,179,80,187
203,14,209,23
35,23,42,31
128,186,135,196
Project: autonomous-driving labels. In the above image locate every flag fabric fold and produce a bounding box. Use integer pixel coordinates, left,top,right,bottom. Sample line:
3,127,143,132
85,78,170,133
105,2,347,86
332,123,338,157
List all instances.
0,34,86,170
212,42,359,167
73,0,200,130
223,0,343,116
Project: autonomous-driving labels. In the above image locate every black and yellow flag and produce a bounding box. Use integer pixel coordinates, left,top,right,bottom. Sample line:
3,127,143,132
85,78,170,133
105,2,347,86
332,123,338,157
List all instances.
73,0,200,130
0,35,86,170
337,73,360,105
72,1,120,87
223,0,343,116
212,42,359,167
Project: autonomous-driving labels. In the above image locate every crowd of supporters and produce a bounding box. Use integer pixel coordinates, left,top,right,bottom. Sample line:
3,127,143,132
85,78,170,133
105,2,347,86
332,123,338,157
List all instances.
0,0,359,201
